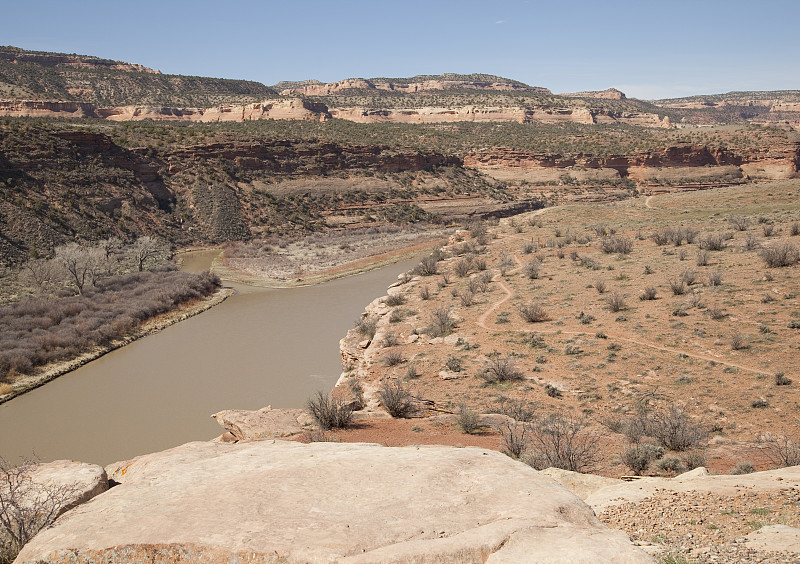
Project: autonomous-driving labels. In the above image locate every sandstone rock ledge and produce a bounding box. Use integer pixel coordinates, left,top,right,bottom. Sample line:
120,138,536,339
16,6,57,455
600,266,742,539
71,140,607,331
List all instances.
17,441,652,563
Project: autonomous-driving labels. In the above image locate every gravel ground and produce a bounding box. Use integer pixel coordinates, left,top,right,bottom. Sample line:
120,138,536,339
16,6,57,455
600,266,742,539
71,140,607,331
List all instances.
599,488,800,563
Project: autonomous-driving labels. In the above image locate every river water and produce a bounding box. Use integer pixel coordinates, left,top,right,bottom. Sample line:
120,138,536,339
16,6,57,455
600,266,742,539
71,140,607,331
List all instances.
0,252,420,466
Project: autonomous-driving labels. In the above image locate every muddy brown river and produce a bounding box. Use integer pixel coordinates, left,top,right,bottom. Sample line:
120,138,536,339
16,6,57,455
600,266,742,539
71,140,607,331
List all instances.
0,252,420,466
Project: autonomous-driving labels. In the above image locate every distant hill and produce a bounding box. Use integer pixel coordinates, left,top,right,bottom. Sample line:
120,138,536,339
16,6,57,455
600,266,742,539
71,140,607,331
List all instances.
0,46,276,107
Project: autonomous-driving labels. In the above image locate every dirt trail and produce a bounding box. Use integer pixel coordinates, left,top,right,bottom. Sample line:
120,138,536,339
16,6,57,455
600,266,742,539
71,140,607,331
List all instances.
470,233,768,377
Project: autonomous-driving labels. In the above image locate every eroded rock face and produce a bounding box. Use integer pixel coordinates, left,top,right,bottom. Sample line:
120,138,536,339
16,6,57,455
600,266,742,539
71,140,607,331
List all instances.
17,441,652,563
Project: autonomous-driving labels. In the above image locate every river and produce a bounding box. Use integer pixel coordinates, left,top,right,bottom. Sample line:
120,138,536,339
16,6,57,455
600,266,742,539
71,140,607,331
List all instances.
0,252,420,466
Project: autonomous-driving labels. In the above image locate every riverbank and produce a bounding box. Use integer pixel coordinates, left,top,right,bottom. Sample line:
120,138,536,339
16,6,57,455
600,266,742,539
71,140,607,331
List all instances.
0,287,233,405
214,227,451,288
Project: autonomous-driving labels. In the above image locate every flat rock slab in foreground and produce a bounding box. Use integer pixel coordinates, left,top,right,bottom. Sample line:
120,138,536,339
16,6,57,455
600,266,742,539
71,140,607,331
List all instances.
17,441,651,563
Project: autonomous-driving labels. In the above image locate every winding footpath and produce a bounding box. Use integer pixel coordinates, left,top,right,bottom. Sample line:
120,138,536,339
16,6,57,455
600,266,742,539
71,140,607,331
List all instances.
472,199,768,377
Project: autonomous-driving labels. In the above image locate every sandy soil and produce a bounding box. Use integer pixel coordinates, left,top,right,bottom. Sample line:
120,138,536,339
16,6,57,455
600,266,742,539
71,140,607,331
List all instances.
333,180,800,478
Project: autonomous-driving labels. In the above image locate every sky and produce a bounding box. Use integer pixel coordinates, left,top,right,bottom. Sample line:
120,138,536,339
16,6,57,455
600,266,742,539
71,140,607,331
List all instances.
2,0,799,100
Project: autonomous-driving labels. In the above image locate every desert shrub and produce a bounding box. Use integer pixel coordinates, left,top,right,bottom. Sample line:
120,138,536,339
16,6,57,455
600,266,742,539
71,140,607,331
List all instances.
475,271,492,292
759,433,800,467
493,396,536,422
728,215,750,231
640,286,658,301
731,460,755,475
379,380,415,418
606,292,626,312
700,233,727,251
520,302,549,323
348,379,365,410
354,316,378,339
669,277,687,295
383,293,406,307
730,332,748,350
445,355,462,372
404,363,419,379
774,372,792,386
499,254,515,275
762,223,775,237
544,383,562,398
790,222,800,236
453,258,471,277
760,242,799,267
682,449,707,470
522,241,536,254
497,420,528,458
751,398,769,409
427,307,455,337
389,309,405,323
707,270,723,287
655,454,686,474
652,230,671,246
381,331,399,348
617,412,651,444
600,235,633,254
525,414,601,472
0,270,220,381
621,443,664,475
413,254,439,276
523,261,540,279
707,304,727,320
383,350,404,366
744,232,759,251
459,290,475,307
648,405,706,451
0,457,80,562
684,228,699,244
473,257,487,271
479,354,523,383
695,250,709,266
456,403,481,434
681,268,698,286
594,279,607,294
419,285,431,300
305,391,354,431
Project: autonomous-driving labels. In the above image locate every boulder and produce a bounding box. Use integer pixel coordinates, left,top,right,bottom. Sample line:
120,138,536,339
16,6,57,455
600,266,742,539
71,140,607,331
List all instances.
18,441,651,563
12,460,108,514
210,406,308,441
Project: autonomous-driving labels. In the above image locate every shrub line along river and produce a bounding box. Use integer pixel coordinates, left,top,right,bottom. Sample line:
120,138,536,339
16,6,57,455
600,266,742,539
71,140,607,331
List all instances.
0,250,421,466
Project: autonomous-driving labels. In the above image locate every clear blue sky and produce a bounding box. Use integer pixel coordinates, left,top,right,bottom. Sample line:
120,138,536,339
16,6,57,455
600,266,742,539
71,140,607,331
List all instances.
3,0,798,99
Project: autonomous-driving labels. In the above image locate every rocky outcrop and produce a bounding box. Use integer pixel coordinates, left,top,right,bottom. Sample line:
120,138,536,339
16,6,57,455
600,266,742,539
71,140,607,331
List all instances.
328,105,668,127
464,143,799,183
0,101,97,118
0,98,330,122
279,75,548,96
18,441,652,563
0,46,158,74
562,88,627,100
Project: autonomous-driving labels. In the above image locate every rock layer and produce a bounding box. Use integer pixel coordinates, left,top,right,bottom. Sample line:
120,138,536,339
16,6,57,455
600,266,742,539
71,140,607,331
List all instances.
17,441,652,563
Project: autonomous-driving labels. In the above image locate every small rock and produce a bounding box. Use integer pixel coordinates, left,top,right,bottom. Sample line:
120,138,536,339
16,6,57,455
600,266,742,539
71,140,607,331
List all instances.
443,333,460,345
439,370,460,380
358,339,371,349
